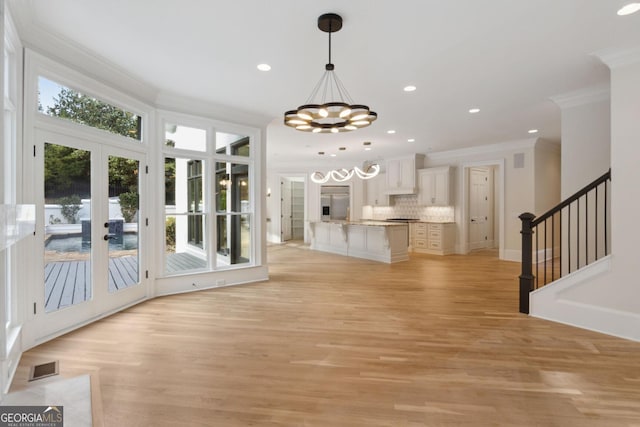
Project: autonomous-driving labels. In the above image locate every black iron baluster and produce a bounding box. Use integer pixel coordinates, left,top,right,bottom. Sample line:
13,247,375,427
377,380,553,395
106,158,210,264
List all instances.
568,204,571,274
552,213,555,282
585,193,589,266
543,218,547,286
595,184,599,260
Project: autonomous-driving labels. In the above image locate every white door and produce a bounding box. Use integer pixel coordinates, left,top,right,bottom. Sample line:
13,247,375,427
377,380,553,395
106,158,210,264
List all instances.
32,129,147,339
280,178,292,241
469,167,492,250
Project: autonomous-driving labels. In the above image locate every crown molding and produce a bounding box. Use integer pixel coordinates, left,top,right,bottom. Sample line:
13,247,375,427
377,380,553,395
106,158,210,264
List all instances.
425,138,539,161
550,83,610,109
593,46,640,69
8,0,158,105
156,92,272,130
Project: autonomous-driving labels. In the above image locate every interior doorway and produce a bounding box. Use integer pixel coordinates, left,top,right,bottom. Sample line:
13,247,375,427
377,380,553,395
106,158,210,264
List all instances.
280,177,305,242
462,162,504,258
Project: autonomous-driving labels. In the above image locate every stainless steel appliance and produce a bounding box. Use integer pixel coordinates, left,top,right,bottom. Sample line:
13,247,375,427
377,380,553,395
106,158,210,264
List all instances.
321,186,350,220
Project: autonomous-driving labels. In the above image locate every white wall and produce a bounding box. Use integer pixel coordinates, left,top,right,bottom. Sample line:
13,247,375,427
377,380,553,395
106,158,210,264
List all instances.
531,50,640,341
552,87,610,198
534,141,561,214
426,138,547,260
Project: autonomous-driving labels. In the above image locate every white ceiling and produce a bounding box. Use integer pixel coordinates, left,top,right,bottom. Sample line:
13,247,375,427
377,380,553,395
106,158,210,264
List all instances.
9,1,640,169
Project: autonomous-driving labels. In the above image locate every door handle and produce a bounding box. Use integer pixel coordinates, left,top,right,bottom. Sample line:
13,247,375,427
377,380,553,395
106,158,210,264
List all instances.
103,234,117,241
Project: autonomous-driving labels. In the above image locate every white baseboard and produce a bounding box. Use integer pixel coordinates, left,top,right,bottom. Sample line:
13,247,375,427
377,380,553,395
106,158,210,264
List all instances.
529,257,640,342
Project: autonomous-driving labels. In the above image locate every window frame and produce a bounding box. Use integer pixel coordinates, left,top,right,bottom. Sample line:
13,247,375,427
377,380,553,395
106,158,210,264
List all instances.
160,112,257,275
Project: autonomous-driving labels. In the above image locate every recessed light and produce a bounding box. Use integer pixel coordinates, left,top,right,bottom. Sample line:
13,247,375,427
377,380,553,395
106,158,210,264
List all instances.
407,138,415,142
387,130,396,134
363,141,371,146
339,147,346,151
257,63,271,71
403,85,417,92
528,129,538,134
318,151,325,155
365,147,372,151
617,3,640,15
469,108,480,114
330,153,337,157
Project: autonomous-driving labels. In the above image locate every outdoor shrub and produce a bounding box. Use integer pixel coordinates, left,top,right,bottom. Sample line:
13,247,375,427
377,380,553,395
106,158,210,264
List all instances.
59,195,82,224
165,217,176,250
119,191,139,223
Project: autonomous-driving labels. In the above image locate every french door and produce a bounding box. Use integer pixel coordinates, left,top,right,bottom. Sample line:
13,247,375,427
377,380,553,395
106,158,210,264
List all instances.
32,129,147,340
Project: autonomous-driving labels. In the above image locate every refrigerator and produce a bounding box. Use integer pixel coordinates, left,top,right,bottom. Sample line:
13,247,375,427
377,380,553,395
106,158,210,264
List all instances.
320,187,350,221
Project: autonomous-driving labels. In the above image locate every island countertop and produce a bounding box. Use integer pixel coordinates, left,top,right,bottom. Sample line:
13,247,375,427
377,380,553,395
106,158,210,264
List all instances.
315,220,409,227
309,221,409,263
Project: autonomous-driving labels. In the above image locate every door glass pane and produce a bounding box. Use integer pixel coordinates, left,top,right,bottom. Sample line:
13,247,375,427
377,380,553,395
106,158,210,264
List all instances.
44,143,92,312
107,156,140,292
107,155,140,292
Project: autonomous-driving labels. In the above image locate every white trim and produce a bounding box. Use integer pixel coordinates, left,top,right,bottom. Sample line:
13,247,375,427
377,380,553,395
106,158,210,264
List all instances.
460,159,506,260
427,138,538,161
530,256,640,342
502,249,521,262
593,46,640,69
550,84,610,109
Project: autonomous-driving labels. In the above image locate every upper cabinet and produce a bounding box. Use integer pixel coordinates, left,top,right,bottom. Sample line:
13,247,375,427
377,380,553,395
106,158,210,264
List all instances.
418,166,453,206
365,172,390,206
386,154,425,195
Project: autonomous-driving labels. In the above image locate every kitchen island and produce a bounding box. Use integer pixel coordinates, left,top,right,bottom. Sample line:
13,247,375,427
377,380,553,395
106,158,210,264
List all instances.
309,220,409,263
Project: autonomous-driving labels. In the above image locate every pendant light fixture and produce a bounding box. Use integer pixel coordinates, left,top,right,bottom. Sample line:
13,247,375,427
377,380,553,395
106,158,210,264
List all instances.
284,13,377,133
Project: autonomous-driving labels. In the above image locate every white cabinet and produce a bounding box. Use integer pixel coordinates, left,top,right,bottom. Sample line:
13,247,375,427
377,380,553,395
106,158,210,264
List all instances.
364,172,389,206
418,166,452,206
386,154,424,195
410,222,455,255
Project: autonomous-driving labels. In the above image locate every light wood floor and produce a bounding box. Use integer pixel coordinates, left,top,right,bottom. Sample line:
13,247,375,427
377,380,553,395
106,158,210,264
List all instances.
11,245,640,426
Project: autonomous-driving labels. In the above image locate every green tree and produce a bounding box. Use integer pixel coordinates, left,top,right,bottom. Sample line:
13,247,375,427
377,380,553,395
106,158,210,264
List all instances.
46,87,140,140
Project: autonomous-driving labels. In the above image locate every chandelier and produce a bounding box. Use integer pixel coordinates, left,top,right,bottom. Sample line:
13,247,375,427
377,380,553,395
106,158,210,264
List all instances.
284,13,377,134
310,163,380,184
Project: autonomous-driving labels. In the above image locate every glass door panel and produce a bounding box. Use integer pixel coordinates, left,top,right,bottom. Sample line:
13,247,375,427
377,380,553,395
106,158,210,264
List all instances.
107,155,139,292
44,142,92,313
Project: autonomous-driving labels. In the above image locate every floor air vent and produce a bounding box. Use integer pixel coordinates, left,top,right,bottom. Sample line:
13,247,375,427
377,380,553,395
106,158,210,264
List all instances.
28,360,59,381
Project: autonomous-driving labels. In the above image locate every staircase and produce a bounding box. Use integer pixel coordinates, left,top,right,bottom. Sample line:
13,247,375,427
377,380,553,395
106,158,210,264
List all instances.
518,169,611,313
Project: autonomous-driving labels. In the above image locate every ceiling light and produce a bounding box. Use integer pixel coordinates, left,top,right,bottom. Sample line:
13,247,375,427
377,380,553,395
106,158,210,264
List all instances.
404,85,417,92
617,3,640,15
310,164,380,184
528,129,538,134
387,130,396,134
365,147,372,151
330,154,337,157
257,63,271,71
407,138,415,142
283,14,377,134
469,108,480,114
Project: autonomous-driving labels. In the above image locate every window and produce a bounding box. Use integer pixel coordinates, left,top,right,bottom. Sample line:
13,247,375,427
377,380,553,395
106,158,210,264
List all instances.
163,118,254,274
165,123,206,152
164,156,207,273
37,76,142,141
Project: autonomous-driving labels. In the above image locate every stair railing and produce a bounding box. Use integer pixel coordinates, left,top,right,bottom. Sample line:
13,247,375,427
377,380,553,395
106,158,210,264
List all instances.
519,169,611,314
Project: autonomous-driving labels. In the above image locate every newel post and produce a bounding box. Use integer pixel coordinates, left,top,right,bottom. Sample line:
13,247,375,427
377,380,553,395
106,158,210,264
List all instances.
519,212,536,314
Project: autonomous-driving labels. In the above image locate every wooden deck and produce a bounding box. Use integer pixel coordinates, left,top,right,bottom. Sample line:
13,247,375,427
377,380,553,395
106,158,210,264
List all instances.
165,251,207,273
45,252,207,312
45,256,139,312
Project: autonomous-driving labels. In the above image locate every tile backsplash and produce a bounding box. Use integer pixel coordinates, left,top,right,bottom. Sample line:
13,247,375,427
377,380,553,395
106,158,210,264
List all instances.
362,194,455,222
